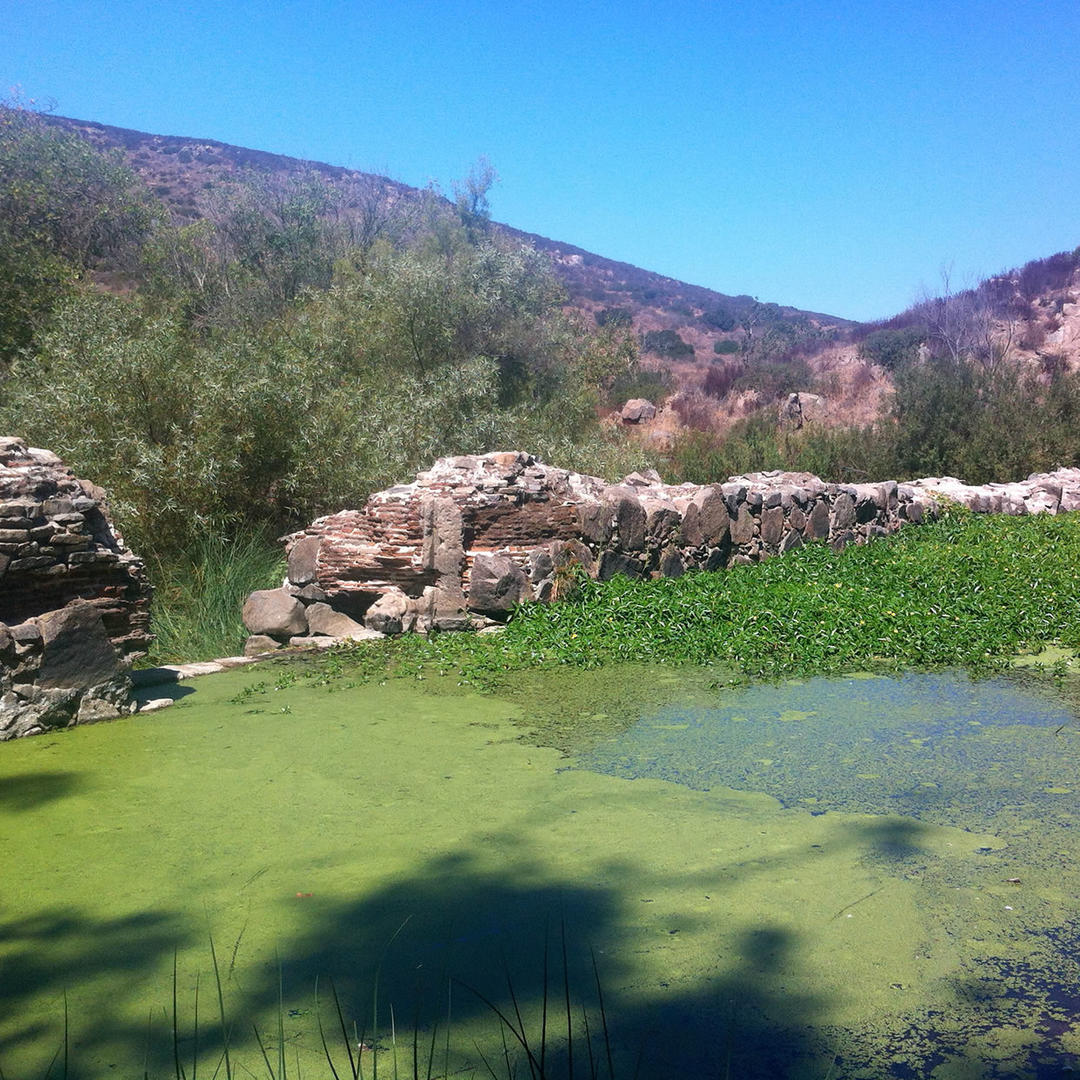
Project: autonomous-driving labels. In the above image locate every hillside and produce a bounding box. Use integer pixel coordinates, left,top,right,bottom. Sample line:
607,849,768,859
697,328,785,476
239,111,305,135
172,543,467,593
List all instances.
26,113,1080,450
41,113,853,354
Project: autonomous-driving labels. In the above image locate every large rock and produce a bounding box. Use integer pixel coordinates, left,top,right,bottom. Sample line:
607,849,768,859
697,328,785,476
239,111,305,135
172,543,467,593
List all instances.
0,438,150,739
242,589,308,640
304,602,365,638
620,398,656,423
467,554,529,615
287,535,321,586
37,602,120,689
364,590,412,635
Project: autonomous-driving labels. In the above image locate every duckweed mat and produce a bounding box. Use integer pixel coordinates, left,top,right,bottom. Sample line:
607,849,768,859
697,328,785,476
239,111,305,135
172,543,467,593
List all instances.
1,665,1078,1078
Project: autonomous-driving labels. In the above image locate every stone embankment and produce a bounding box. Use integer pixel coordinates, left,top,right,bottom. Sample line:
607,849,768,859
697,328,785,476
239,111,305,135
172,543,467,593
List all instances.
242,452,1080,650
0,438,151,740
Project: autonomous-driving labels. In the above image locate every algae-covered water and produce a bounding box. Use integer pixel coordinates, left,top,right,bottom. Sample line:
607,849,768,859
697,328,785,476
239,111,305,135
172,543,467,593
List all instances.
2,663,1079,1078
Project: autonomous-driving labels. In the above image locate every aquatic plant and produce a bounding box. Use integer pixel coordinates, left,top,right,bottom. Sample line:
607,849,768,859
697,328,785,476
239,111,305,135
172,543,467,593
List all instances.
300,509,1080,689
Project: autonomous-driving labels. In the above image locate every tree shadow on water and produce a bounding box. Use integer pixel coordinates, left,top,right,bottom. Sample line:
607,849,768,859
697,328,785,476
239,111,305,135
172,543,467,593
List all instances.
216,843,833,1080
0,770,84,812
0,905,191,1071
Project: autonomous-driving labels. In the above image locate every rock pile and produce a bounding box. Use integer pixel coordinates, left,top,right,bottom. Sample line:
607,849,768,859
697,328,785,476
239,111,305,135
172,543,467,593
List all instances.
0,438,151,740
242,452,1080,649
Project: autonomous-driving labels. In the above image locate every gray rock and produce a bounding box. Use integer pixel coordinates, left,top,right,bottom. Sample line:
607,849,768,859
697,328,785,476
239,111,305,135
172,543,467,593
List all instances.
604,488,646,551
779,530,804,554
305,602,365,638
760,506,784,547
620,398,656,423
729,506,756,546
242,589,308,639
697,488,731,545
244,634,282,656
365,591,411,635
288,635,340,650
287,535,322,586
659,549,685,578
467,555,529,615
422,497,465,578
678,501,703,548
139,698,175,713
598,551,642,581
37,603,120,690
830,492,856,531
577,502,612,544
807,500,831,539
528,548,554,583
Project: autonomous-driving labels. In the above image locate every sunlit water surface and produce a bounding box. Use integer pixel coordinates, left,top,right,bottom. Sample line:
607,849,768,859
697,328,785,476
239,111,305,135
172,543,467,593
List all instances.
2,663,1079,1079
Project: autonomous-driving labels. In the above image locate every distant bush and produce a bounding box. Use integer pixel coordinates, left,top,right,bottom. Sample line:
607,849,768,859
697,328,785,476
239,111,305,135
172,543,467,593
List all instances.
605,365,673,407
702,360,743,400
670,390,714,430
1018,249,1079,303
858,326,925,371
713,339,740,355
595,306,632,329
662,415,894,485
701,305,736,332
643,328,694,358
733,358,813,401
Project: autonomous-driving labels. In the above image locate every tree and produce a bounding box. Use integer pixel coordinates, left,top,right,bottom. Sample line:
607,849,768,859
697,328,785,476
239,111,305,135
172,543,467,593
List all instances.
0,102,154,362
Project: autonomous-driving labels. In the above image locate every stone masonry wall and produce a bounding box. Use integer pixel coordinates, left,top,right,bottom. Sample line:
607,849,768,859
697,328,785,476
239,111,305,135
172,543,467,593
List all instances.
0,438,152,740
240,452,1080,648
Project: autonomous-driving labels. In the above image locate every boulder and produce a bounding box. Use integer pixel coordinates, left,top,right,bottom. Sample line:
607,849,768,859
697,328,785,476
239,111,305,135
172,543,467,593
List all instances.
620,398,656,423
242,589,308,640
304,602,365,638
467,555,529,615
37,602,120,690
287,535,321,586
364,590,412,635
244,634,281,657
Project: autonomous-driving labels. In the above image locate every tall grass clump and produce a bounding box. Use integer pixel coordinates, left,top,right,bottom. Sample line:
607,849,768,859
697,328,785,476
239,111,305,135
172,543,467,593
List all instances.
146,529,286,664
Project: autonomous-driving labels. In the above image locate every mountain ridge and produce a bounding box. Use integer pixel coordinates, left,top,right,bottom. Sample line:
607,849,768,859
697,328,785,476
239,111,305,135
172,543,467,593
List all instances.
41,112,854,343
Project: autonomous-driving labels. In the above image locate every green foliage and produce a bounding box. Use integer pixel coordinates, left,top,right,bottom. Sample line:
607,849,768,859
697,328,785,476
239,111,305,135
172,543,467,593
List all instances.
732,357,813,401
667,350,1080,488
701,304,736,332
344,511,1080,686
604,364,673,408
890,356,1080,483
0,103,154,362
713,339,740,355
663,415,893,485
858,325,925,371
3,227,643,558
594,306,632,329
146,528,286,666
642,328,694,358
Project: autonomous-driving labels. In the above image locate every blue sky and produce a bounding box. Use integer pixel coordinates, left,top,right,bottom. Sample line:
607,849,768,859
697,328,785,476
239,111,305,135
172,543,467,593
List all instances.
3,0,1078,321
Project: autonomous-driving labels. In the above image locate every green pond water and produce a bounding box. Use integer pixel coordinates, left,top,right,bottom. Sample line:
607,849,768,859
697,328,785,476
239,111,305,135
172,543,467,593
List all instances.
2,661,1080,1079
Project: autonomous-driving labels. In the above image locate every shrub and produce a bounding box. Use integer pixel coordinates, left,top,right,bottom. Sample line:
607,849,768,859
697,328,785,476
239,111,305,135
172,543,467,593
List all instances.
146,528,286,663
858,326,926,371
713,339,740,355
594,306,632,328
642,328,694,358
701,305,736,332
605,365,673,408
733,358,813,401
670,390,715,431
702,360,743,399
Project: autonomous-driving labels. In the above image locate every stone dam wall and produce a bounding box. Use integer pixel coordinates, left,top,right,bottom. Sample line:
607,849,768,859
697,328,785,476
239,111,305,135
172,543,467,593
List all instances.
0,438,152,740
241,451,1080,648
